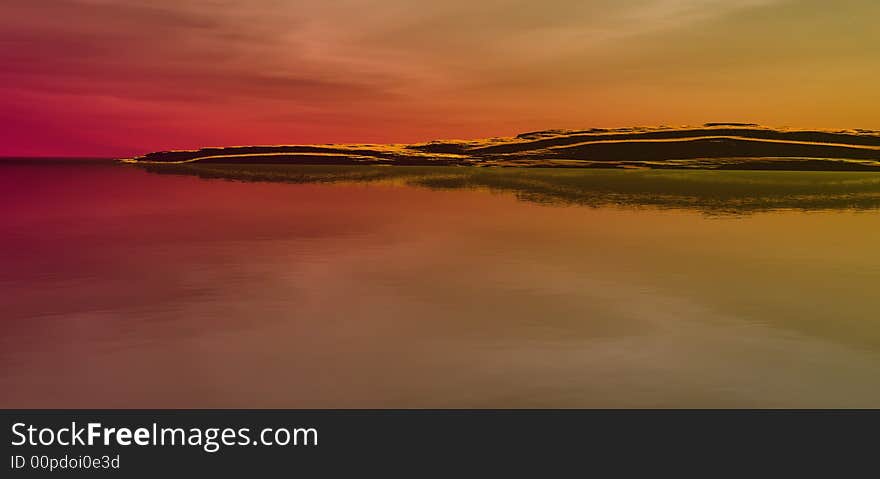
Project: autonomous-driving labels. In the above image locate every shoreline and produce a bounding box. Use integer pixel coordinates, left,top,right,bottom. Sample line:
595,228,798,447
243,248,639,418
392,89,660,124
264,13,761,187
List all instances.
124,124,880,171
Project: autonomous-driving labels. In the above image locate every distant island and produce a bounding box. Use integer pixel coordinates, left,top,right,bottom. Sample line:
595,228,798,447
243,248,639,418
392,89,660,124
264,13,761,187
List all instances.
125,123,880,171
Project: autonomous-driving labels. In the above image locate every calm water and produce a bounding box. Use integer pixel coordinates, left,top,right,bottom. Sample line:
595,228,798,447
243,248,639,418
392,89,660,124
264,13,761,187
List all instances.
2,160,880,407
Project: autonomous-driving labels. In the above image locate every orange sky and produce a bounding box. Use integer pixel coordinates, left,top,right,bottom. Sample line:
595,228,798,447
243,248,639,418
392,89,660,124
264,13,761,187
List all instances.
2,0,878,157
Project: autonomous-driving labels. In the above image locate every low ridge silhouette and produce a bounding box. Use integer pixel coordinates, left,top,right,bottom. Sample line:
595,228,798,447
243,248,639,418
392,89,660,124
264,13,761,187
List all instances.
127,124,880,171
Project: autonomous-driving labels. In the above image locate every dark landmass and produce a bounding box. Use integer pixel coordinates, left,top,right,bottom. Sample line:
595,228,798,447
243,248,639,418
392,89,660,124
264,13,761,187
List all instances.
139,163,880,215
126,123,880,171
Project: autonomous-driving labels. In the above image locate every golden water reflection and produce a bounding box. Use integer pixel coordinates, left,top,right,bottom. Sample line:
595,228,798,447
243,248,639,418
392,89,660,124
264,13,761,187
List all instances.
1,162,879,407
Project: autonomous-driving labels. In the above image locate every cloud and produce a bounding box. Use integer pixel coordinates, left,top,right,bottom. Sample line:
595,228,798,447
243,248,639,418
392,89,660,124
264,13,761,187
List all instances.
0,0,878,155
0,0,400,105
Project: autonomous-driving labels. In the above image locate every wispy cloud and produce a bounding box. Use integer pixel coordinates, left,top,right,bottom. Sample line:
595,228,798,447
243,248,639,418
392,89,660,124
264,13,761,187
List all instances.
0,0,877,155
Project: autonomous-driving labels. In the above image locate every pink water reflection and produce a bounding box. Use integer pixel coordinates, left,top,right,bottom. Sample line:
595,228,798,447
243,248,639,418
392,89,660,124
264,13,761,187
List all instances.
2,161,880,407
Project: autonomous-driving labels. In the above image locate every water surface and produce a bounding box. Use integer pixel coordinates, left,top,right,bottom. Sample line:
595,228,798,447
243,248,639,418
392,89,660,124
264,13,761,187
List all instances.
2,160,879,407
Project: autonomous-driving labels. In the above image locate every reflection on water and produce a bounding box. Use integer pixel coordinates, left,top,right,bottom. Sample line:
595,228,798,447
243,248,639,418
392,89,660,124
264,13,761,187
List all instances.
141,163,880,215
2,160,880,407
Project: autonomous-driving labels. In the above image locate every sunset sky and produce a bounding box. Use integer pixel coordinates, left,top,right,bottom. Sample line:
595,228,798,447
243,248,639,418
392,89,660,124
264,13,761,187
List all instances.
2,0,878,157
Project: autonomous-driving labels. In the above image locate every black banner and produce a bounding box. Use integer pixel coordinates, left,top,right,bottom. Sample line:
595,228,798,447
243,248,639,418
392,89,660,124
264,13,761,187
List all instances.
3,410,877,476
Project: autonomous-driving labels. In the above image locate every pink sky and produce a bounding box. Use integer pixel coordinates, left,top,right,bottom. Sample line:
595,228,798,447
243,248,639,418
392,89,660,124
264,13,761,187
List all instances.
2,0,878,157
